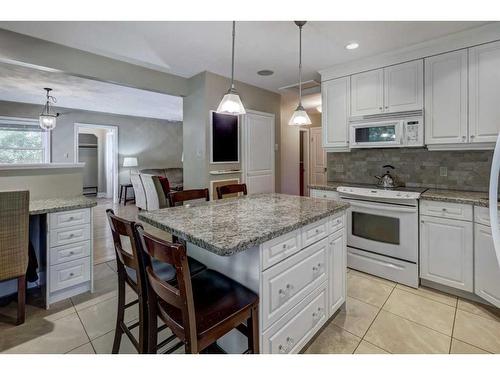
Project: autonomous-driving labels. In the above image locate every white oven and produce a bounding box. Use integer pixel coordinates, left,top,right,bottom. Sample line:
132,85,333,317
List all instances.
349,116,424,148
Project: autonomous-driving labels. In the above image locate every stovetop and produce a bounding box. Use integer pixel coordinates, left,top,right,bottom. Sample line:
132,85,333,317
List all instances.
337,184,427,203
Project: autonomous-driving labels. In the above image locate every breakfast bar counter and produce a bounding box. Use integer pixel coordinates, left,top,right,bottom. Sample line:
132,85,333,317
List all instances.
139,193,349,354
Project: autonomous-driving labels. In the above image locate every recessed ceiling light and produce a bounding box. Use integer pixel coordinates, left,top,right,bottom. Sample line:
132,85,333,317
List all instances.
345,42,359,50
257,69,274,76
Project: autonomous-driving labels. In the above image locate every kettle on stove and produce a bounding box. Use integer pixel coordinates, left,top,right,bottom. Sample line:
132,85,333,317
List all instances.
375,165,397,188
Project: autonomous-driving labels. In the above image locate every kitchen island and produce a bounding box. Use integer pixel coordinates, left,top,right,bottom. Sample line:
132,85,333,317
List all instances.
138,193,349,354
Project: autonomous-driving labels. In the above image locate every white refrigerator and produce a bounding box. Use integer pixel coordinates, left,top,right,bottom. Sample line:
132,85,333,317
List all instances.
488,133,500,307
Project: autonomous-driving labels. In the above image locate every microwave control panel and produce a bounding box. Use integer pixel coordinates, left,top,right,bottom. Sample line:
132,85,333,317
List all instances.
404,119,424,147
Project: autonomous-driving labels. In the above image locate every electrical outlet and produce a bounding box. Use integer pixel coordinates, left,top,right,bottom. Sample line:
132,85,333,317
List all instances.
440,167,447,177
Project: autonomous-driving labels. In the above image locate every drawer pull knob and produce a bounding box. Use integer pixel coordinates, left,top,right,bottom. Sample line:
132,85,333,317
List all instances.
315,229,320,234
69,234,75,238
286,284,292,290
69,251,74,255
278,289,286,297
442,208,447,211
286,337,294,346
69,273,74,277
336,219,341,224
278,344,288,354
69,217,74,221
282,244,287,249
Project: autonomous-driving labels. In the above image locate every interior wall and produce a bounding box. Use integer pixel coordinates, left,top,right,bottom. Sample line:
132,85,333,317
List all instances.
0,100,183,184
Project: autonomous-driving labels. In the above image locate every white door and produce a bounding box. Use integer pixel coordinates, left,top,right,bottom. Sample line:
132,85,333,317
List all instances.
474,223,500,307
242,111,275,194
425,50,468,145
383,60,423,113
350,69,384,116
469,41,500,143
322,77,350,150
328,228,346,316
420,215,473,292
310,127,327,186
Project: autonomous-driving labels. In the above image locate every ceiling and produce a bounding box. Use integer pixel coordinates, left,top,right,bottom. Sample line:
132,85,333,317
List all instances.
0,63,183,121
0,21,490,92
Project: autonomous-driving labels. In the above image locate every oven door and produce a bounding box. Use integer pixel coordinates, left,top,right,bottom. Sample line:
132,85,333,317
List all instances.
350,120,403,148
345,199,418,263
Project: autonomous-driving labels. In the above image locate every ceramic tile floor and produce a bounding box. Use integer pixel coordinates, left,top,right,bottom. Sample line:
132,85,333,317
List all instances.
1,200,499,354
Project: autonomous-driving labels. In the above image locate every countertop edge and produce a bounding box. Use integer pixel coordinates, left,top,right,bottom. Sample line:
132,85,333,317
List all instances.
138,203,349,256
29,199,97,215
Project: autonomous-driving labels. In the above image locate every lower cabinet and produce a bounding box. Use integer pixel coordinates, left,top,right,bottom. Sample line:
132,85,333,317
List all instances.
474,223,500,307
420,214,473,292
328,229,346,315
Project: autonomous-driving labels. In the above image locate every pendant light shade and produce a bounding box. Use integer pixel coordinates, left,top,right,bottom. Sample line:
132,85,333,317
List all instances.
289,21,311,126
216,21,246,115
39,88,59,131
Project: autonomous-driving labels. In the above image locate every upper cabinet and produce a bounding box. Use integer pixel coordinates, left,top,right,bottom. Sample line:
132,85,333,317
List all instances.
424,50,468,145
384,60,423,113
350,69,384,116
350,60,423,117
469,40,500,144
322,77,350,152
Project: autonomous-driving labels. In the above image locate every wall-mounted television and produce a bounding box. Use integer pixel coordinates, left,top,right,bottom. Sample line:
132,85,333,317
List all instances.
210,111,239,164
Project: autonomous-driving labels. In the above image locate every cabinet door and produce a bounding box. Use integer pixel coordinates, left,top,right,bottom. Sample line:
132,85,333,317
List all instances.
420,215,473,291
322,77,350,150
425,50,468,145
328,228,346,317
310,127,327,185
469,41,500,143
474,224,500,308
384,60,423,113
350,69,384,116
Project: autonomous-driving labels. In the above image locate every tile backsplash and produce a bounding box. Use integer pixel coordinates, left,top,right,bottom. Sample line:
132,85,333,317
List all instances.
327,148,493,192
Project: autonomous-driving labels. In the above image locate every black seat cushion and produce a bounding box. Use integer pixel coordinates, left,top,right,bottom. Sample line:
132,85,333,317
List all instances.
125,256,206,285
159,269,258,337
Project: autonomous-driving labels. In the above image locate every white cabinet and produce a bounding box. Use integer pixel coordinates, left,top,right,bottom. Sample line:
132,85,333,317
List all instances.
384,60,423,113
469,41,500,144
350,69,384,116
322,76,350,151
420,215,473,292
425,50,468,145
328,229,346,316
310,188,340,200
474,223,500,308
350,61,423,117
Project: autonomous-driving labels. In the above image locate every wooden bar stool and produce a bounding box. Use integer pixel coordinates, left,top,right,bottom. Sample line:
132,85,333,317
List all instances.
168,188,210,207
106,209,206,353
216,183,247,200
135,224,259,354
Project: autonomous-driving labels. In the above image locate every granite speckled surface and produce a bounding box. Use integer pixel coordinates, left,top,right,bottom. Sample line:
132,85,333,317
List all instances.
29,196,97,215
138,193,349,256
420,189,499,208
308,182,343,191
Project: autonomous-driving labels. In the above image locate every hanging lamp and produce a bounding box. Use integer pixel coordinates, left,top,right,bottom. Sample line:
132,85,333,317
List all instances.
289,21,311,126
216,21,246,115
39,88,59,130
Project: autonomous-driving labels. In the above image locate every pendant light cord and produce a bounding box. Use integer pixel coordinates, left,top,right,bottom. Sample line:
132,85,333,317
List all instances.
231,21,236,90
298,24,303,106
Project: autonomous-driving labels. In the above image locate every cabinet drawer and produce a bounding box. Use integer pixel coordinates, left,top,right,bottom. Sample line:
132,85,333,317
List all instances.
301,218,329,248
329,214,345,234
262,283,327,354
262,229,301,270
50,224,91,248
474,206,500,227
50,209,90,229
262,238,328,330
420,200,472,221
49,257,91,292
49,240,91,265
311,189,340,200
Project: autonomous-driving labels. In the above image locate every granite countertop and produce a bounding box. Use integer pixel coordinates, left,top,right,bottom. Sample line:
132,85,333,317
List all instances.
420,189,497,208
308,181,344,191
138,193,349,256
29,196,97,215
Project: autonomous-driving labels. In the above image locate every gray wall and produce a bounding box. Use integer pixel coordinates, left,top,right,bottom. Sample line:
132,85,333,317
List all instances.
0,100,183,184
327,148,494,192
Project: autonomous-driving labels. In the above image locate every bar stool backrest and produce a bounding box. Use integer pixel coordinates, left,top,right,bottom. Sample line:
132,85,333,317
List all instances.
216,183,247,200
168,188,209,207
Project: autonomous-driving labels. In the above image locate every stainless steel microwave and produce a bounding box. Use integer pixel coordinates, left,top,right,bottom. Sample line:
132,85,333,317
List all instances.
349,117,424,148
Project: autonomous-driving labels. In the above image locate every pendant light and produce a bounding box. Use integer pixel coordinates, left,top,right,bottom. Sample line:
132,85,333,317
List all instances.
216,21,246,115
289,21,311,126
39,88,59,131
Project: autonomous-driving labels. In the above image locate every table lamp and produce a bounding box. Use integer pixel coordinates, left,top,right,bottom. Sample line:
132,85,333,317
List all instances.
123,157,138,182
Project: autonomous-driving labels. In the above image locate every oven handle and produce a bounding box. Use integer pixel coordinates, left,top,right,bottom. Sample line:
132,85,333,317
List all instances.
343,198,417,213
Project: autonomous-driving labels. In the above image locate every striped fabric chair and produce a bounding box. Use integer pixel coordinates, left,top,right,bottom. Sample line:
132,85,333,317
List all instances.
0,190,29,325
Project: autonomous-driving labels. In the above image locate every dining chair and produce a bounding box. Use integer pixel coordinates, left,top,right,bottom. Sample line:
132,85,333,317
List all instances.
0,190,29,325
216,183,247,200
168,188,210,207
135,224,259,354
106,209,206,353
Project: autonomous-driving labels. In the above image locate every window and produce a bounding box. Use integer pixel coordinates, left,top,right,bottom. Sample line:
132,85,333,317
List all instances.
0,117,51,164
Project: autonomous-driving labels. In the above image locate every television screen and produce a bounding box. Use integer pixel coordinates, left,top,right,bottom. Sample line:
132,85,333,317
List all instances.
211,112,239,163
